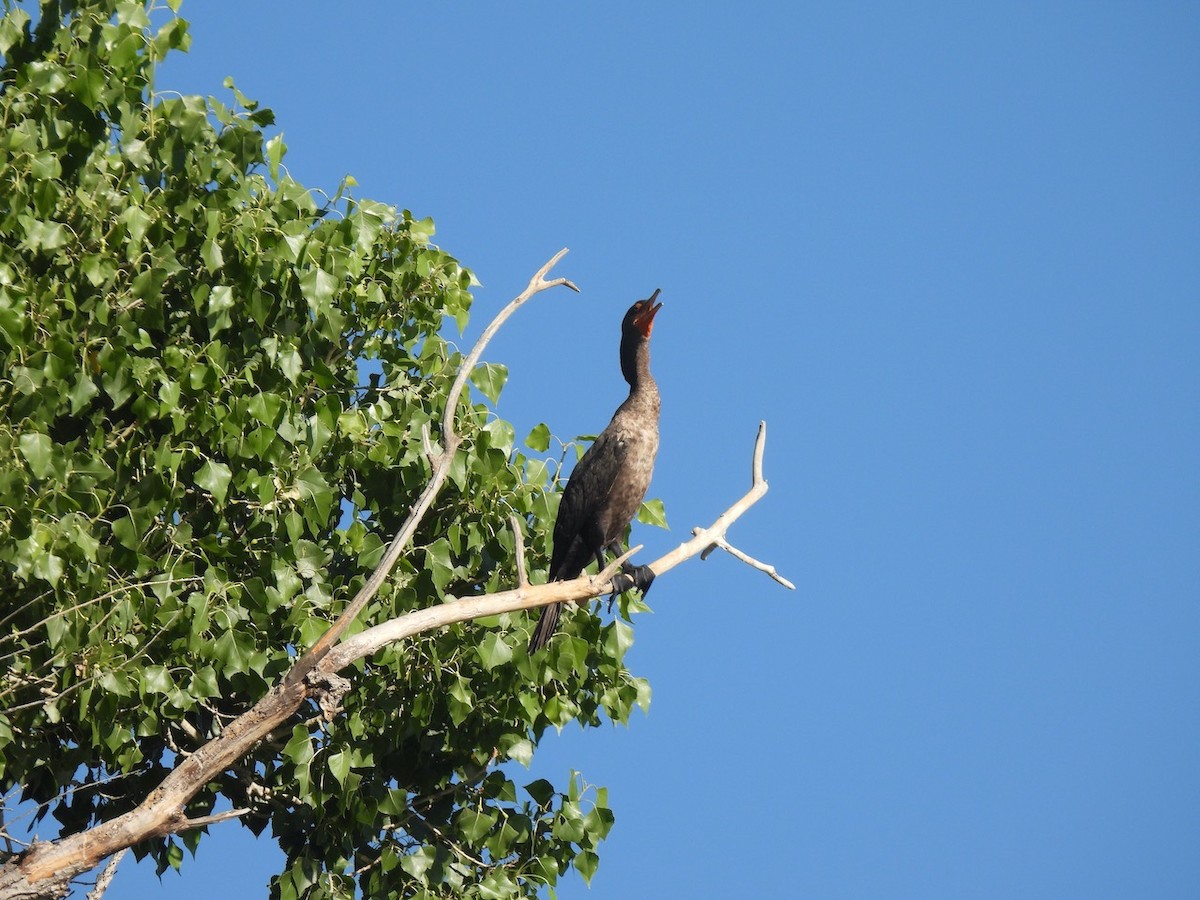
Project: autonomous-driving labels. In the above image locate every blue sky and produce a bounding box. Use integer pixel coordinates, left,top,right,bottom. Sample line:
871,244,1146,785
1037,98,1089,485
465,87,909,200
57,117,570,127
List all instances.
105,2,1200,897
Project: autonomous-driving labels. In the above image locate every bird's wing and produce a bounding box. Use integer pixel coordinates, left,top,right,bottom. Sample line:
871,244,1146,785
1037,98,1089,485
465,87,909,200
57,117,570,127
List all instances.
549,428,628,576
560,428,627,516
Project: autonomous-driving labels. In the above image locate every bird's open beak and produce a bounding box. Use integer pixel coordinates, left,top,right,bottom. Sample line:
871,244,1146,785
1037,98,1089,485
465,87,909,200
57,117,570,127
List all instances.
635,289,663,338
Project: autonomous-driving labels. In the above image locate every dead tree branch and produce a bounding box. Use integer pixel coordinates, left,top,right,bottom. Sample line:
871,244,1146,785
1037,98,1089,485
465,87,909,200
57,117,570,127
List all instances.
82,850,123,900
701,536,796,590
293,248,579,682
327,422,788,668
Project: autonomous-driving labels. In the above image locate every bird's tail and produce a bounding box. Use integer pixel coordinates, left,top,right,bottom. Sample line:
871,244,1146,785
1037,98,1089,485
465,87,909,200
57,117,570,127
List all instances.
528,602,561,653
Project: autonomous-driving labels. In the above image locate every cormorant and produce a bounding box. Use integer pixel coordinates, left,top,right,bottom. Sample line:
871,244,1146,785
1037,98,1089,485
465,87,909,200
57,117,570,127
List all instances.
528,291,663,652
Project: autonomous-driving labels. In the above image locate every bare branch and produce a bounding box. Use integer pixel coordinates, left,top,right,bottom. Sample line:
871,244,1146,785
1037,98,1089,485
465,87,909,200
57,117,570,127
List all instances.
173,808,249,833
595,544,642,585
293,249,578,680
83,849,124,900
648,421,777,582
420,421,440,466
324,424,785,669
705,537,796,590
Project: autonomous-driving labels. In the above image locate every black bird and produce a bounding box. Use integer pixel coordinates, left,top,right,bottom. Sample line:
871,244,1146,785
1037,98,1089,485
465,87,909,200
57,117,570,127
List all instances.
528,291,663,652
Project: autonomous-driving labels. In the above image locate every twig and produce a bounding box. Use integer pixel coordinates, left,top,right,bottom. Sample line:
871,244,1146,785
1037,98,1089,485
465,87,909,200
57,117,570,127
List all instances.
404,808,488,869
84,849,125,900
641,421,778,583
420,422,440,466
702,536,795,590
172,808,249,833
0,574,201,638
595,544,641,585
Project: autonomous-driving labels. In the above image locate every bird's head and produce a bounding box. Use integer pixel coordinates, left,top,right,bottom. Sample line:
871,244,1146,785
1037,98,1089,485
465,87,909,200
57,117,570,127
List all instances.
623,289,663,340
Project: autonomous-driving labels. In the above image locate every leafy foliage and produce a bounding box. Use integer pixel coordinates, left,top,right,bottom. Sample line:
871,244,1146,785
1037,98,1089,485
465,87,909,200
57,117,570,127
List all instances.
0,2,650,896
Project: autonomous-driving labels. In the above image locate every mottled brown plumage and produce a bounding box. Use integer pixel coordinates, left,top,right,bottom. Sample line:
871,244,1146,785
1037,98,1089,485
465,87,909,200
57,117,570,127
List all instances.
528,291,663,652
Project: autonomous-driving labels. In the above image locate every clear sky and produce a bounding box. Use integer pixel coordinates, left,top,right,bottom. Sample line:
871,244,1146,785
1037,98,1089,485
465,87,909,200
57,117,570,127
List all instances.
106,2,1200,897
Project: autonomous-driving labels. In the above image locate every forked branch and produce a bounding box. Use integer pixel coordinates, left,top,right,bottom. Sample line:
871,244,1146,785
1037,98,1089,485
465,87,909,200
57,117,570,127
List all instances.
328,421,790,668
293,250,578,681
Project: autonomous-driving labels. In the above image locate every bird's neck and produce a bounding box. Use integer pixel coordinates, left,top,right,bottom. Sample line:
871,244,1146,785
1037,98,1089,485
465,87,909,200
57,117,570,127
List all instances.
620,337,658,405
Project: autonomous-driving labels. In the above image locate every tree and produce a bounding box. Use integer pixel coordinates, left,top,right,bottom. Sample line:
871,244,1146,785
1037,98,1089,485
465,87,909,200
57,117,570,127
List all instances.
0,3,787,898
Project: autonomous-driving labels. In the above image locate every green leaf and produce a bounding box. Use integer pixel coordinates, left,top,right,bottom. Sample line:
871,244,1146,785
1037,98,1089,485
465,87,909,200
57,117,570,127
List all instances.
447,675,474,726
293,539,326,580
142,665,174,696
111,515,139,549
635,676,652,714
499,735,533,767
457,808,496,844
206,284,235,334
151,16,189,56
119,205,151,248
425,538,454,594
0,9,31,55
295,467,333,526
44,614,70,657
246,391,283,426
0,292,27,345
636,497,668,528
200,238,224,272
604,620,635,660
116,2,151,29
583,786,614,838
69,374,99,413
357,532,385,568
194,460,232,502
17,432,53,479
327,749,351,786
33,551,64,587
299,267,337,312
524,456,549,485
552,804,586,842
19,217,69,251
574,849,600,885
278,347,302,383
188,666,220,699
525,779,555,807
469,362,507,405
478,870,518,899
25,61,67,94
400,847,435,881
476,633,513,671
525,422,551,452
266,133,285,180
283,725,314,768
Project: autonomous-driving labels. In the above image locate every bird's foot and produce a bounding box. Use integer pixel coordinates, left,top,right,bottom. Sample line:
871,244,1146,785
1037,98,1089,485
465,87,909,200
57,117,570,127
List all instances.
606,563,655,612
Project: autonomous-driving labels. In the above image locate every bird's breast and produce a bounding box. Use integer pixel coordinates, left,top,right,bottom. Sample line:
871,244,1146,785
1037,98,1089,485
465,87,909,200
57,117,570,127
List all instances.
595,419,658,541
612,426,658,472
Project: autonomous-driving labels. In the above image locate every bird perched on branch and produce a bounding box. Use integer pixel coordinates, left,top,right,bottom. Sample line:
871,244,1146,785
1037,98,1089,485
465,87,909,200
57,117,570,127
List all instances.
528,291,663,653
